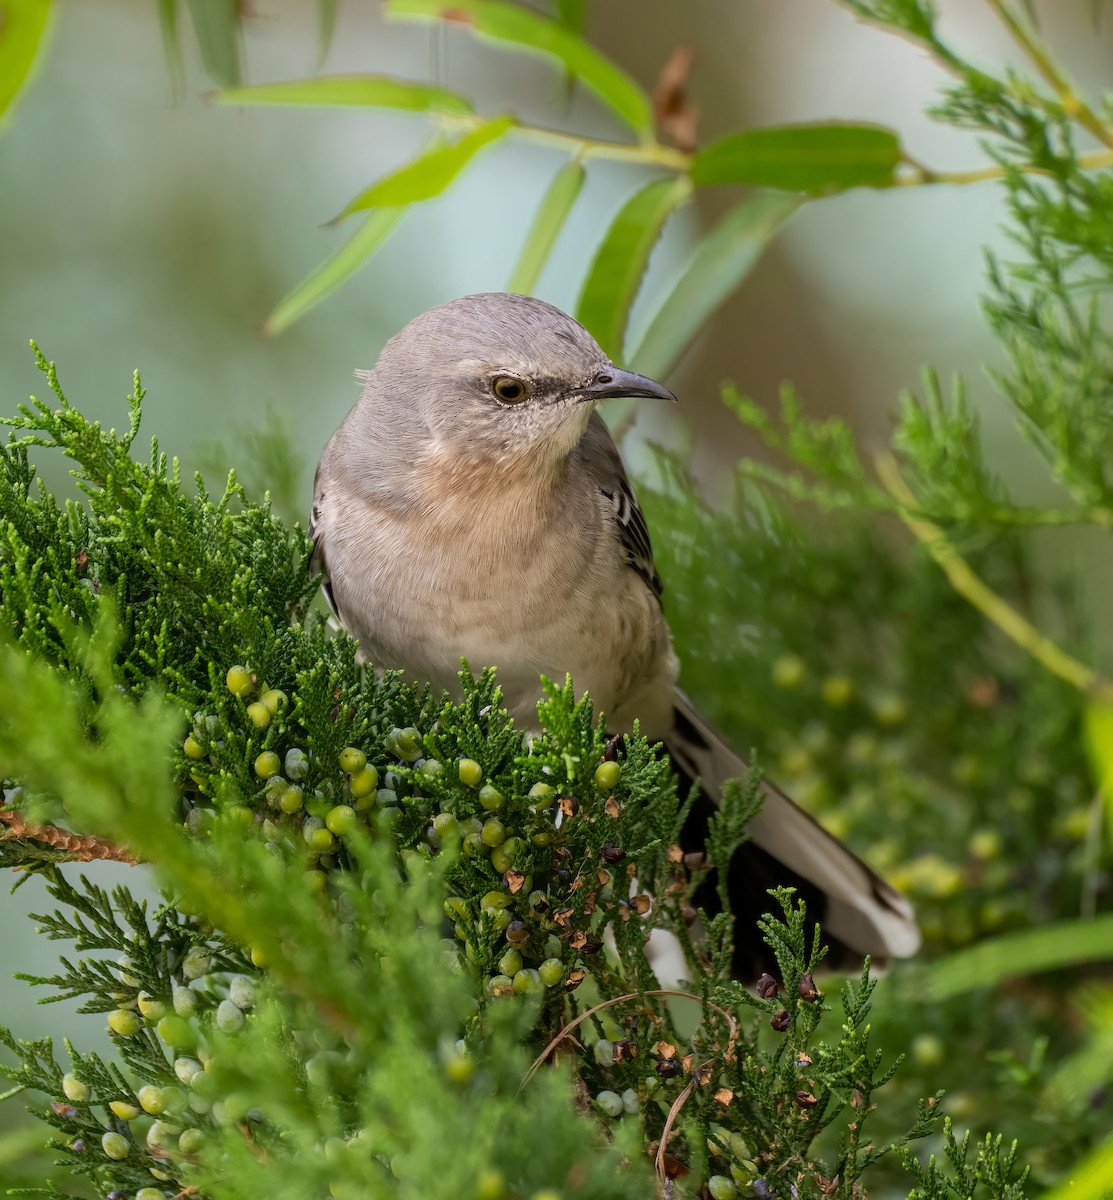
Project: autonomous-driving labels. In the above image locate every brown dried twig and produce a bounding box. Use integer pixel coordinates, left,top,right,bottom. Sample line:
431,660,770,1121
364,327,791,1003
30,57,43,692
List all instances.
0,808,139,865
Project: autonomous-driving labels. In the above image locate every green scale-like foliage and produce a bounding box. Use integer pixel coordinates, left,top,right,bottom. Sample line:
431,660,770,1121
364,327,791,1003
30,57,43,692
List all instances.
0,360,1032,1200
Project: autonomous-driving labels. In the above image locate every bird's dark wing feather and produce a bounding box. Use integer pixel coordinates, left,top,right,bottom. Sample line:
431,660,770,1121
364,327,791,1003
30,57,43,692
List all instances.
581,412,663,602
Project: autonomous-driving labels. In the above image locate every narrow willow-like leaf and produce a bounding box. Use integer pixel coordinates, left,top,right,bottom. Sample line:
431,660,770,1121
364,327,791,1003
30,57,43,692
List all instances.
1083,699,1113,842
628,194,803,380
575,176,692,362
156,0,184,99
556,0,587,33
1047,1137,1113,1200
0,0,52,123
332,116,513,221
923,916,1113,1000
318,0,339,64
507,161,585,296
185,0,242,88
692,122,901,193
213,75,473,114
388,0,653,140
263,208,405,336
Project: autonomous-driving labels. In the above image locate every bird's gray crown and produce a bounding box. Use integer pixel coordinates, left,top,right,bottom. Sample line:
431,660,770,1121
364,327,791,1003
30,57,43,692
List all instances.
349,292,674,471
377,292,608,398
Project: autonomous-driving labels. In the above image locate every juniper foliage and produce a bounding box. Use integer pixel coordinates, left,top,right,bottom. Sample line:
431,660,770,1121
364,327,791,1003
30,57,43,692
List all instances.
0,358,1023,1200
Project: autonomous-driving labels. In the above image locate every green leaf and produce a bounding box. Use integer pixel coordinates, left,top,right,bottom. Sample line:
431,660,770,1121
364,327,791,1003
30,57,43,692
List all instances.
388,0,653,140
1042,1136,1113,1200
318,0,339,65
576,176,692,362
692,122,902,193
185,0,242,88
628,193,803,380
1083,699,1113,843
156,0,185,99
213,75,473,114
263,208,405,337
331,116,514,221
922,916,1113,1000
507,160,585,296
556,0,587,33
0,0,52,124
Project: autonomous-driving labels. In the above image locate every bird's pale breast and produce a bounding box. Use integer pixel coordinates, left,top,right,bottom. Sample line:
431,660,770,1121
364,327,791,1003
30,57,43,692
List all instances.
319,458,677,734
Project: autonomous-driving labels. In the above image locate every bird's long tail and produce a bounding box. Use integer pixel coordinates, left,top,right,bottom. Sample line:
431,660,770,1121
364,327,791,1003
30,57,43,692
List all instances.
664,690,921,977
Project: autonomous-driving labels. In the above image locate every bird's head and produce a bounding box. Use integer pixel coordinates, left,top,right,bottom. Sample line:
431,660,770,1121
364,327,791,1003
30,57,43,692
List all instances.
359,292,676,470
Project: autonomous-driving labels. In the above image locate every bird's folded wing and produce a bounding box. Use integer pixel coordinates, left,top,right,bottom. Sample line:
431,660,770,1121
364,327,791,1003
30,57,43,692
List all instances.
667,689,922,963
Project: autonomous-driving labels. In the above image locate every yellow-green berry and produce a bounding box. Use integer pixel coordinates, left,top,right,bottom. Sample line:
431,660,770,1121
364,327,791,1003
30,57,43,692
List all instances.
254,751,281,780
260,689,287,715
110,1099,141,1120
183,735,206,760
156,1014,197,1050
967,829,1002,861
182,947,212,980
478,783,503,811
498,948,523,977
771,655,805,688
226,665,253,698
349,765,379,801
822,675,854,708
138,1085,166,1115
476,1168,506,1200
538,958,564,987
136,1189,166,1200
528,782,554,808
61,1074,90,1103
107,1009,141,1037
137,991,167,1021
871,692,907,725
101,1131,130,1160
444,1050,473,1084
708,1176,739,1200
246,702,271,730
481,818,506,847
279,784,304,814
308,825,336,853
174,1057,203,1085
513,968,541,995
339,747,366,775
326,805,358,836
594,761,621,792
178,1127,205,1155
432,812,458,839
490,836,522,874
458,758,483,787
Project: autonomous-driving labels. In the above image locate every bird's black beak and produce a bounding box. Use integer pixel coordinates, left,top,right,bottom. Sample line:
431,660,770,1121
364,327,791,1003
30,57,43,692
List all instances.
573,366,678,405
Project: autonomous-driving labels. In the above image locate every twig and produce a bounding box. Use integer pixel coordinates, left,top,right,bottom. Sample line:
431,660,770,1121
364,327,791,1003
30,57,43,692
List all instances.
985,0,1113,152
522,988,738,1089
0,809,140,865
656,1076,697,1182
874,454,1113,702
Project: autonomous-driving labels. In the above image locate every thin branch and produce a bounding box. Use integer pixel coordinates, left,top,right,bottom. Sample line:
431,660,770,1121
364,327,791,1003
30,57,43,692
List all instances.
875,453,1113,702
521,988,738,1089
985,0,1113,151
0,809,140,865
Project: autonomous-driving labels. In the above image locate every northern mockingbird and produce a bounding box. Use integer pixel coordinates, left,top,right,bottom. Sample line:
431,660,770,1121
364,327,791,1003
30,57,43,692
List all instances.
311,292,920,973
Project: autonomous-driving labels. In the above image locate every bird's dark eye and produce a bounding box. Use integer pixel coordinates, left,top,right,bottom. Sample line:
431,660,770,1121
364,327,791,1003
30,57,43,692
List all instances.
492,375,528,404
